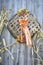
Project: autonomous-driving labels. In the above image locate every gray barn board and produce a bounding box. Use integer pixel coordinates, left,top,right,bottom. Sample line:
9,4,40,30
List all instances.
0,0,43,65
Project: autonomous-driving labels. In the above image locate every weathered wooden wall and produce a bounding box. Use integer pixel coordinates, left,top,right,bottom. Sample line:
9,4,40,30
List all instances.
0,0,43,65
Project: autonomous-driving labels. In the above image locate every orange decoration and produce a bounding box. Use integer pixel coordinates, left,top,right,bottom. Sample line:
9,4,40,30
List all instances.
19,19,28,27
17,19,32,46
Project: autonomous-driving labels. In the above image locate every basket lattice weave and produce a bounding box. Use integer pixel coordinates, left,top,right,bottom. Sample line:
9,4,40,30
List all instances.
7,9,41,39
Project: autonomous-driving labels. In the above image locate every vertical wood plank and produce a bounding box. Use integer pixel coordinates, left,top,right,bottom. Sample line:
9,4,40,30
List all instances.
1,0,43,65
22,0,27,9
19,44,25,65
0,0,1,10
36,0,42,24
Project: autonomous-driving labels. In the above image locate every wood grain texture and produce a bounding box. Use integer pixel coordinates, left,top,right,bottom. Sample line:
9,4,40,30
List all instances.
0,0,43,65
